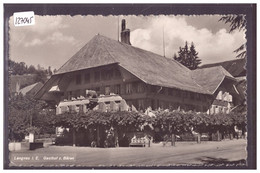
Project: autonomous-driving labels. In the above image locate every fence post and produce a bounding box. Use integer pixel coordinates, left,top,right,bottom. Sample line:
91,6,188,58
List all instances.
217,130,221,141
72,128,76,147
197,133,201,144
171,134,175,147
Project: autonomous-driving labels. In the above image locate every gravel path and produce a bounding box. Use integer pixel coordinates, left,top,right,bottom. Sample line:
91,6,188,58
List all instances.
8,139,247,168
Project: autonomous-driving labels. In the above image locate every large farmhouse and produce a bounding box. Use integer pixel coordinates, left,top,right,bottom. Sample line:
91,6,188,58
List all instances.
35,20,241,115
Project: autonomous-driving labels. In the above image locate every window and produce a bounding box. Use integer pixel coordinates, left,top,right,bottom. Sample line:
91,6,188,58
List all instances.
201,95,206,101
105,86,110,95
76,74,81,85
137,83,145,93
114,84,121,94
75,89,81,98
160,87,165,95
95,87,100,92
101,70,106,80
107,69,113,80
126,83,132,94
190,93,195,100
150,85,156,93
138,99,145,110
95,71,100,82
67,91,72,100
132,82,138,93
182,91,190,98
176,90,181,97
99,69,113,81
114,68,121,79
80,89,86,97
84,73,90,83
168,89,173,96
183,91,189,98
151,99,155,110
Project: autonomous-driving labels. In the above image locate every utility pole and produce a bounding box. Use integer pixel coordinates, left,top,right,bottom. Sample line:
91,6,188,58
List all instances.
163,26,165,57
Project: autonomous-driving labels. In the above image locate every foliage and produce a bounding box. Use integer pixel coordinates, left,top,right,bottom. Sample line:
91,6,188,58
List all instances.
234,44,247,59
219,15,247,59
174,42,201,70
8,59,51,83
8,94,56,141
53,110,246,138
219,15,246,33
26,126,41,134
53,111,153,131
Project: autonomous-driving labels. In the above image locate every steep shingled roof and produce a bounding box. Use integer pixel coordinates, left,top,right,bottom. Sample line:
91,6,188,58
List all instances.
9,74,37,93
56,34,208,94
192,66,235,94
199,58,246,77
35,35,236,99
19,82,43,96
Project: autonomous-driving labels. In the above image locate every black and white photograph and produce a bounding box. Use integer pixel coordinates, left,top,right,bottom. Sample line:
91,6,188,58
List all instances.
4,4,256,169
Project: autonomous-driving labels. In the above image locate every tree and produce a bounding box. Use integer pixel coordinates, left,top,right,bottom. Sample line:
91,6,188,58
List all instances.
219,15,247,59
35,70,48,83
8,60,28,75
174,41,201,70
8,94,55,142
53,69,57,74
48,66,53,75
27,65,37,74
190,42,202,70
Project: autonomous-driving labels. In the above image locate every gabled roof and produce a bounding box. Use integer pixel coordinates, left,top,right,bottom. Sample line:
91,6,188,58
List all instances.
9,74,37,93
192,66,235,94
199,58,246,77
19,82,43,96
35,35,236,100
56,34,208,94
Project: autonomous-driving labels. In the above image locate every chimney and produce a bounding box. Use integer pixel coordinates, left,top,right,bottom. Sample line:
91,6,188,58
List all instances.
120,19,131,45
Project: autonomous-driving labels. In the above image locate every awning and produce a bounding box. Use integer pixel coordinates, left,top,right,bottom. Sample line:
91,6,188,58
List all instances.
49,85,60,92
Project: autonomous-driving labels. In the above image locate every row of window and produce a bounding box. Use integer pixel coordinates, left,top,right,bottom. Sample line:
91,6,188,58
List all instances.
209,105,230,114
75,68,121,85
65,82,145,100
126,82,145,94
150,86,207,101
65,84,208,104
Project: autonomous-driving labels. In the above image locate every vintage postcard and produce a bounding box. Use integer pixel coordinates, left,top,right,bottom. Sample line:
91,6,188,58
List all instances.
4,4,256,169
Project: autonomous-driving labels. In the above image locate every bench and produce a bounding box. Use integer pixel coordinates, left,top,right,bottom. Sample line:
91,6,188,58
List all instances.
129,137,147,147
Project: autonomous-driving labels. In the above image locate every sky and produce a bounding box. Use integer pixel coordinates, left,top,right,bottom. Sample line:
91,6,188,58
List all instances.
8,15,246,70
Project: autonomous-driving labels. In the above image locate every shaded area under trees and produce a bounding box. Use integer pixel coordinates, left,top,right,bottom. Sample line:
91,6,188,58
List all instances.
52,110,246,147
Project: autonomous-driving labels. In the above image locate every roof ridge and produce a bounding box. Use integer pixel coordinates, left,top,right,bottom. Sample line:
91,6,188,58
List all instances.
101,37,119,64
217,65,235,78
56,34,100,74
200,58,246,68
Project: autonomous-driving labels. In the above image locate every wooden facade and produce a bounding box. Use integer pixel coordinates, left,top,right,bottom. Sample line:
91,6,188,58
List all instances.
53,63,217,112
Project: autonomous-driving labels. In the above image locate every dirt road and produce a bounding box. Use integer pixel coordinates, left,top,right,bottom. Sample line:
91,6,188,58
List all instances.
9,139,247,167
